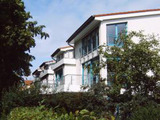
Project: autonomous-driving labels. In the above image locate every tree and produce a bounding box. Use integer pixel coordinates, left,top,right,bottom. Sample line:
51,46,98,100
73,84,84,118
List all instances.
0,0,49,93
97,31,160,119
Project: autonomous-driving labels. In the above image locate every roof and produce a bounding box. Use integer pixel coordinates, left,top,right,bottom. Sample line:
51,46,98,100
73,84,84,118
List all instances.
24,80,33,86
66,8,160,43
32,68,41,75
93,8,160,17
39,60,55,67
59,46,72,49
51,46,73,57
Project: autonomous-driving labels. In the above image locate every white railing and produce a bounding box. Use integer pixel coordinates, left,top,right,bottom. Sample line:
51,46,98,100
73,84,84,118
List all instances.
52,58,76,70
40,69,53,77
55,74,87,92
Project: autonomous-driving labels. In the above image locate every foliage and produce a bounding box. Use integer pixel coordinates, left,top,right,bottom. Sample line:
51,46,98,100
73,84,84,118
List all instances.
44,92,108,116
97,31,160,119
7,107,107,120
1,85,110,118
0,0,49,94
129,102,160,120
7,106,54,120
1,85,43,116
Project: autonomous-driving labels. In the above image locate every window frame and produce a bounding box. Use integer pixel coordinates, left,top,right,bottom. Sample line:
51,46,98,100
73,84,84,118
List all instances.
81,27,99,57
107,22,127,46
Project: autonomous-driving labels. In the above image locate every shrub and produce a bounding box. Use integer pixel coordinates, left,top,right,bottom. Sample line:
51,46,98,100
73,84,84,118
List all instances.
1,85,43,116
129,103,160,120
7,107,107,120
44,92,108,116
1,85,109,118
7,106,54,120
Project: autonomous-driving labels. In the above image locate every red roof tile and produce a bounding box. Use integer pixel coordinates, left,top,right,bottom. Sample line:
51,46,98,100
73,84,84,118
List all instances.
24,80,33,86
94,9,160,17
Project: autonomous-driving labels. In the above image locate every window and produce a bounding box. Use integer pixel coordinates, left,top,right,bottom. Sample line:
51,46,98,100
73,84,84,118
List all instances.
82,57,99,86
107,23,127,46
88,36,92,53
56,54,64,62
82,28,99,56
55,68,63,86
107,72,115,86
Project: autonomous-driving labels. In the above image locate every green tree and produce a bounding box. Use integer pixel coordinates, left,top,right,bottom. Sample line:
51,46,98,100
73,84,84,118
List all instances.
0,0,49,93
97,31,160,119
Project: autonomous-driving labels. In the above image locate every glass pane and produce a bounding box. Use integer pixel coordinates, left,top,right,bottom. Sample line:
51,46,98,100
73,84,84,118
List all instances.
96,32,99,48
92,34,96,50
88,37,91,52
117,23,126,46
107,24,116,35
84,38,87,55
82,40,85,56
107,24,116,45
107,72,114,86
108,36,115,45
117,23,126,34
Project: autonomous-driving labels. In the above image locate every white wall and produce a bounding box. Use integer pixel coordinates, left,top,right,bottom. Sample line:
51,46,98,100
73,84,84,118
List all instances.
63,65,76,75
64,50,74,58
74,40,83,76
99,14,160,81
74,14,160,83
100,15,160,45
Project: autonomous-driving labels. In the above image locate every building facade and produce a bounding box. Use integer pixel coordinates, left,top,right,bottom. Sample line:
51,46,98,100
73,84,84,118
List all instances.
33,9,160,93
50,46,82,92
33,60,55,94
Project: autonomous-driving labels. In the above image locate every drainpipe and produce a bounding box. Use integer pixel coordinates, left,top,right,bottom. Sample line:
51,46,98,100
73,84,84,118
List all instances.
51,57,57,62
67,42,75,58
67,42,74,48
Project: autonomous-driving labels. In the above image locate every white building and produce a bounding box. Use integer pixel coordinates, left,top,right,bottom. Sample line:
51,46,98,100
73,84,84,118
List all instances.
33,9,160,93
66,8,160,88
51,46,82,92
32,60,55,94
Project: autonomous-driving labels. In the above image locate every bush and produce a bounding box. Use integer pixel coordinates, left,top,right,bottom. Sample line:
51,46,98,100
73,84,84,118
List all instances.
7,106,107,120
1,85,109,118
1,85,43,116
129,103,160,120
7,106,54,120
44,92,108,116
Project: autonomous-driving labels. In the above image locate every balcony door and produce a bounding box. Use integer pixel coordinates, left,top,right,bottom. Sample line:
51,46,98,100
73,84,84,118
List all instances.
55,68,63,86
82,57,99,86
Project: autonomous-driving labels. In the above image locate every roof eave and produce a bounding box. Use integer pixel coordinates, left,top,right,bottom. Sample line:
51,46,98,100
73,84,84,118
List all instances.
51,48,60,58
66,16,95,43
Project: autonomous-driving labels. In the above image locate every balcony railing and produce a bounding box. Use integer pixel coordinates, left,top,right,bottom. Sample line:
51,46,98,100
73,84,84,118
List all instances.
54,74,87,92
40,69,53,78
40,82,55,94
35,74,99,93
52,58,76,70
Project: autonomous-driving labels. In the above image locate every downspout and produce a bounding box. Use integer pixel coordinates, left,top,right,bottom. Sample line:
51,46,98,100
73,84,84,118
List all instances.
67,42,74,48
67,42,75,58
51,57,57,62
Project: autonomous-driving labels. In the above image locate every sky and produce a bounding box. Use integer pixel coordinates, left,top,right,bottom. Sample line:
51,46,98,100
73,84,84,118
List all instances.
23,0,160,79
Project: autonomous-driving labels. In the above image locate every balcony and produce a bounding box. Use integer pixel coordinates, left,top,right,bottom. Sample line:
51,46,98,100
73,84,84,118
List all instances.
80,49,99,64
52,58,76,70
40,69,53,78
40,83,55,94
54,74,83,92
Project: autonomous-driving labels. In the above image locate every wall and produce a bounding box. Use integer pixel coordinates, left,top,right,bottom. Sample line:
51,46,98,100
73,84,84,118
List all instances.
74,14,160,84
99,14,160,82
74,30,100,81
64,50,74,58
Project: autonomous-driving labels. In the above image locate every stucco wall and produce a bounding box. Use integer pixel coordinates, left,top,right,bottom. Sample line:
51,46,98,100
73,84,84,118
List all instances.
74,14,160,82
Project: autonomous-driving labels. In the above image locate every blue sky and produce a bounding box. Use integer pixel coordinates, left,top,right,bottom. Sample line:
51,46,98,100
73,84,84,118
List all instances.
23,0,160,79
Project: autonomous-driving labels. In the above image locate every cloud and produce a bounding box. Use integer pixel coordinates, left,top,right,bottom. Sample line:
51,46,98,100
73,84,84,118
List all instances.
23,0,160,76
